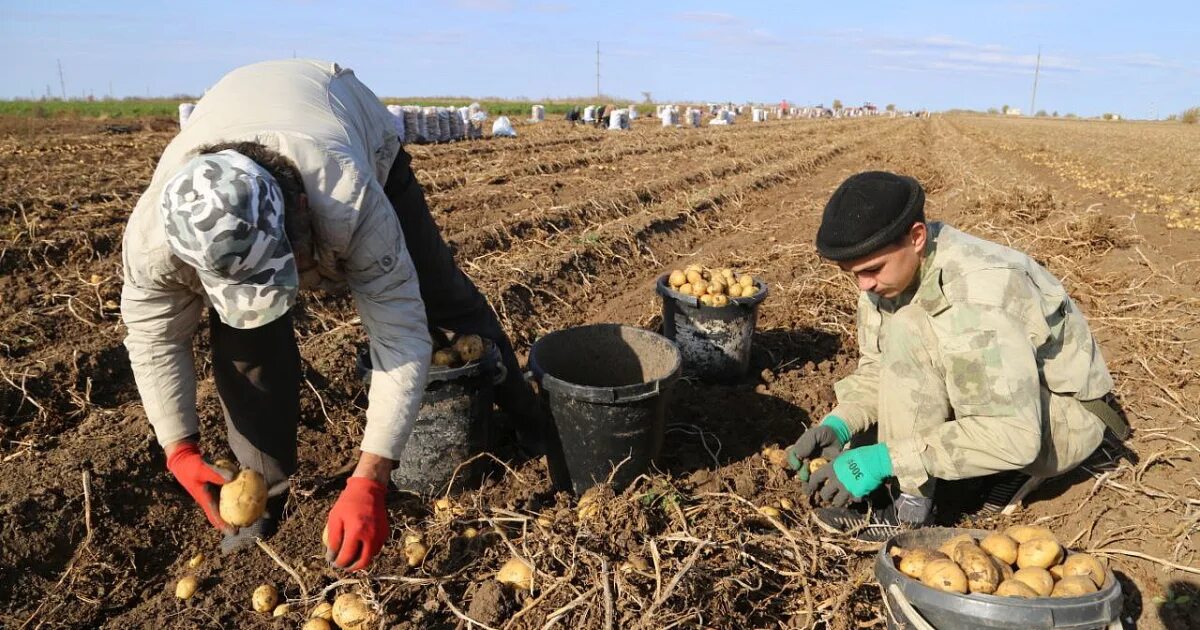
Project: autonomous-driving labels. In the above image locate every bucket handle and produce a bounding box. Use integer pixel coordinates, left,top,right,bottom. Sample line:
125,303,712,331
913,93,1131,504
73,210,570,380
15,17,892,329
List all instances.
886,584,937,630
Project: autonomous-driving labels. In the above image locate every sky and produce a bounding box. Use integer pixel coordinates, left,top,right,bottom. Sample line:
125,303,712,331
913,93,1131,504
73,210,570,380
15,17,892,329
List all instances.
1,1,1197,118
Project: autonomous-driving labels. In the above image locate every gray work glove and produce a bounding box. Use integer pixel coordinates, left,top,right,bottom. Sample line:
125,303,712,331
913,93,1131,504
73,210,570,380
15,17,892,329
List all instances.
785,425,846,472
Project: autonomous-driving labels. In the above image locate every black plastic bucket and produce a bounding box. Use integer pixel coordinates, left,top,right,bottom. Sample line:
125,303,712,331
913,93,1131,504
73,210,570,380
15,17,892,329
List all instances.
876,527,1123,630
655,274,768,382
356,341,504,495
529,324,681,496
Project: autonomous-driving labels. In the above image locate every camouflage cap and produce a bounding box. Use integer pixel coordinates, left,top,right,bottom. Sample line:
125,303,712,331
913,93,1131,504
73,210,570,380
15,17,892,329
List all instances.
160,150,298,329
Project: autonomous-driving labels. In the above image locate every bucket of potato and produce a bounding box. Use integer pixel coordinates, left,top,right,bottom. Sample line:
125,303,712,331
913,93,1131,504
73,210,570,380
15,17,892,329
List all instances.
876,526,1122,629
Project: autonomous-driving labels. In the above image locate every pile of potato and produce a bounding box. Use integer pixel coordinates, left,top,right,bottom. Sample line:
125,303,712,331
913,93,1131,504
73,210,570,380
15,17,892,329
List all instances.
666,264,760,307
430,333,485,368
893,525,1108,599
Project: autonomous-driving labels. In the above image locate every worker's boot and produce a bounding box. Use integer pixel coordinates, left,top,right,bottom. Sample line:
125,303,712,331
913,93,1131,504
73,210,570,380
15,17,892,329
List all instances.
976,470,1043,516
811,493,934,545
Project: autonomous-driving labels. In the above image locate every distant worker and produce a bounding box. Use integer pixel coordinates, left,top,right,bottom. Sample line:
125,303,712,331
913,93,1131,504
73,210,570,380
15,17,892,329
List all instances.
788,171,1127,542
120,59,542,570
594,104,607,128
566,105,581,126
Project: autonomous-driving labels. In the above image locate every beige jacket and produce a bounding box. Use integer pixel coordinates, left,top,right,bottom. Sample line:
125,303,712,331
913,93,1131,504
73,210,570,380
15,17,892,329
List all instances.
121,59,430,460
830,223,1112,486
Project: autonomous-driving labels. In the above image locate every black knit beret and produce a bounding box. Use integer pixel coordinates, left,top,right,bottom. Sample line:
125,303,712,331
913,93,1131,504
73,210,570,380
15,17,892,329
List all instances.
815,171,925,261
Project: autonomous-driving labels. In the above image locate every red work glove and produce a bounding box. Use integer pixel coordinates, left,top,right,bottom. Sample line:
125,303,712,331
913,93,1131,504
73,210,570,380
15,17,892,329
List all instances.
325,477,389,571
165,442,234,533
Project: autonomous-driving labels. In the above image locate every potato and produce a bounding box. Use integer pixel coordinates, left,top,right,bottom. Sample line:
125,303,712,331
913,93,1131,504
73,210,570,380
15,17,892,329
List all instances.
497,557,535,590
711,294,730,307
955,543,1001,594
219,469,268,527
686,270,704,285
252,584,278,613
937,534,976,557
678,283,692,296
186,553,204,569
727,283,744,298
1005,524,1058,545
699,294,715,306
332,592,374,629
1049,564,1066,581
898,548,949,580
463,527,479,539
1012,567,1054,596
1061,553,1107,588
996,579,1039,598
741,285,758,298
761,447,788,468
310,601,334,620
175,575,199,600
738,274,754,288
668,270,687,287
980,533,1019,566
404,536,429,567
719,268,735,281
213,458,238,476
1017,538,1064,570
322,524,330,549
920,559,968,593
692,280,709,296
709,280,727,295
684,264,702,275
778,498,794,510
993,554,1014,581
432,348,460,367
303,619,333,630
1051,575,1098,598
757,505,781,518
809,457,829,473
273,603,292,617
453,334,485,363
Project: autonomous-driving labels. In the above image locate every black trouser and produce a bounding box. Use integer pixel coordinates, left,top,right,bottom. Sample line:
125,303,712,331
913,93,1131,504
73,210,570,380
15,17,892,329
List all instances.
212,146,538,483
211,309,300,487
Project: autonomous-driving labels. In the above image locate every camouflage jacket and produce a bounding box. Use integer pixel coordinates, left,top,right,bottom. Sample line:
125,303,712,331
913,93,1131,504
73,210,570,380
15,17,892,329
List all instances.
829,222,1113,476
121,60,430,460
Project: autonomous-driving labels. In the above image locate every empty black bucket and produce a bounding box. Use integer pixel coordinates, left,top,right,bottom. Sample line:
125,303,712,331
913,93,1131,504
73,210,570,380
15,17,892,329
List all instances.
529,324,681,496
656,273,768,382
876,527,1122,629
357,341,504,495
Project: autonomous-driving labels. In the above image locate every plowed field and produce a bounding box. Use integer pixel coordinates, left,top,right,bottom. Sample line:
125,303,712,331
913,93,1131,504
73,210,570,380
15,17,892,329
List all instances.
2,114,1198,629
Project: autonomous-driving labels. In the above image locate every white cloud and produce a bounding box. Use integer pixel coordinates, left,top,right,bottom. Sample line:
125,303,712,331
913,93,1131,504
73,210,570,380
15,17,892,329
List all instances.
674,11,741,24
451,0,514,11
1103,53,1187,70
852,33,1081,74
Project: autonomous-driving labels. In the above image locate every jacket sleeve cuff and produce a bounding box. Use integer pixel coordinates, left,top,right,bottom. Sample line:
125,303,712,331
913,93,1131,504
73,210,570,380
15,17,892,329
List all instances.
885,436,931,490
153,422,201,450
820,415,853,444
828,404,874,435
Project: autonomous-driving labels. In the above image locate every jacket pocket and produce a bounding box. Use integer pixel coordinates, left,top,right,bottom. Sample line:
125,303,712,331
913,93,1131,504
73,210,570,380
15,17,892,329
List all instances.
940,331,1014,417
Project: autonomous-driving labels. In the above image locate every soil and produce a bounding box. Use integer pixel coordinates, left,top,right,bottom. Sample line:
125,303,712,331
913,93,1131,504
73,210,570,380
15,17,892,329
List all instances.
1,113,1197,629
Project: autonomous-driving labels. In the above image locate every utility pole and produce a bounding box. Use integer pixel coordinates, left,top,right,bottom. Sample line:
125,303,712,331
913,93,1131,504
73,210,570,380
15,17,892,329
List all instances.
1029,45,1041,116
595,41,601,98
57,59,66,100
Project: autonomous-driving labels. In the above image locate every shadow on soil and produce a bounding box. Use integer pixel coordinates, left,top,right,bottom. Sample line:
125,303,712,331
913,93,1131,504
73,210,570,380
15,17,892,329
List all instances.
1158,580,1200,629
